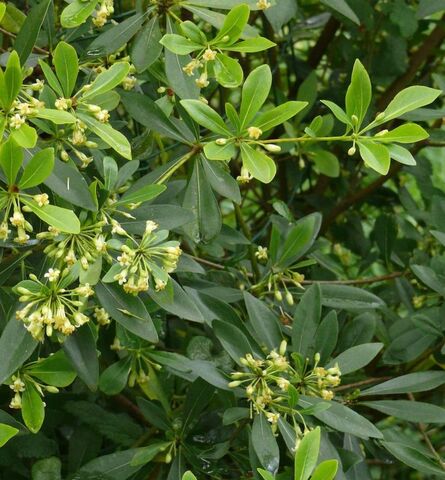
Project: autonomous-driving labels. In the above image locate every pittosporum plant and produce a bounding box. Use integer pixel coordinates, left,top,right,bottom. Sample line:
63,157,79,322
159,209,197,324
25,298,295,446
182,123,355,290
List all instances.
0,0,444,479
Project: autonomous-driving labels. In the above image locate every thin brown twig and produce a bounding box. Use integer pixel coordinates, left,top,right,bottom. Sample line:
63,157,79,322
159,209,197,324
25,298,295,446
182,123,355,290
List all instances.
335,376,392,392
0,27,49,55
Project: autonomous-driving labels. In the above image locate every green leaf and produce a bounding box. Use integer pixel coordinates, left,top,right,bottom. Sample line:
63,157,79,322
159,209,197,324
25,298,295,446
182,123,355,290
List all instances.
63,324,99,390
253,101,308,132
103,156,118,191
213,319,256,365
201,156,241,203
252,414,280,474
327,343,383,375
14,0,51,64
182,158,222,242
0,136,23,185
99,356,132,395
22,382,45,433
362,400,445,423
19,148,54,189
244,291,282,350
387,143,416,165
96,282,158,342
0,423,19,448
240,143,276,183
4,51,22,109
345,59,371,127
314,311,338,363
213,4,250,45
31,457,62,480
257,470,275,480
411,264,444,295
180,99,231,135
379,86,441,123
382,442,445,477
35,108,76,124
294,427,320,480
10,123,37,148
53,41,78,97
21,198,80,234
310,149,340,177
131,16,163,72
77,112,132,159
240,65,272,128
292,284,322,358
61,0,98,28
131,441,171,466
117,184,166,206
360,371,445,396
85,13,144,58
228,37,276,52
214,53,243,88
0,4,5,23
0,315,37,385
277,213,322,268
82,62,131,100
182,472,197,480
299,396,383,439
76,448,144,479
38,60,64,97
358,141,390,175
320,0,360,24
26,350,77,387
204,140,237,160
377,123,429,143
417,0,445,19
321,100,352,126
311,460,338,480
320,284,385,310
160,34,202,54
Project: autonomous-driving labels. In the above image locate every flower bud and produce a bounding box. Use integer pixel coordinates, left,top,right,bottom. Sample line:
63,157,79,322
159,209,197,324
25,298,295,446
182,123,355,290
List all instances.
263,143,281,153
215,138,227,145
348,146,356,156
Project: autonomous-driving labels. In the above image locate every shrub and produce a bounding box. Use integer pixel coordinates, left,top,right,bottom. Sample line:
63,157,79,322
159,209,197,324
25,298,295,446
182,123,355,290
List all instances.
0,0,444,479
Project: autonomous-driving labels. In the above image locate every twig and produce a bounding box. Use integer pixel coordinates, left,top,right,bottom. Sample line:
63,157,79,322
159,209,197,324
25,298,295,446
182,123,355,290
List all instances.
0,27,49,55
407,392,445,469
335,376,392,392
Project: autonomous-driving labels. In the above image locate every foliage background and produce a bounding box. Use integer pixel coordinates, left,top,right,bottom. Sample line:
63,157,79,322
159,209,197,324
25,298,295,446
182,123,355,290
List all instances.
0,0,444,479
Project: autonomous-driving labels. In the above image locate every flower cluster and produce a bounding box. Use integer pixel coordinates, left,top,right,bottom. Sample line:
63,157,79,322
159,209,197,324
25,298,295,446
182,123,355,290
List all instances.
9,98,45,130
0,194,51,244
110,221,182,294
183,47,218,89
93,0,114,27
38,220,109,269
229,344,341,426
15,269,93,340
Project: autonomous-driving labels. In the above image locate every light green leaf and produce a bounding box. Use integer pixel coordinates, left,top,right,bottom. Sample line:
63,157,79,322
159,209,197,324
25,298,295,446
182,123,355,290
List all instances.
346,59,371,127
387,144,416,165
180,99,231,135
77,112,132,159
4,51,22,109
294,427,320,480
228,37,276,52
99,356,132,395
254,101,308,132
10,123,37,148
26,350,77,387
321,100,352,126
311,460,338,480
38,60,64,97
0,423,19,448
204,140,237,160
35,109,76,124
22,382,45,433
82,62,130,99
21,198,80,234
160,34,202,54
214,53,243,88
0,136,23,185
117,184,166,206
240,65,272,128
240,143,276,183
310,149,340,177
61,0,98,28
53,41,78,97
19,148,54,189
379,86,441,124
213,4,250,45
321,0,360,24
377,123,429,143
358,141,390,175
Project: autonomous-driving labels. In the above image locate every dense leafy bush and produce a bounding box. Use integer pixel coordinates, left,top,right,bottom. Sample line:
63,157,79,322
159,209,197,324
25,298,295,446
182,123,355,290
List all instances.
0,0,444,478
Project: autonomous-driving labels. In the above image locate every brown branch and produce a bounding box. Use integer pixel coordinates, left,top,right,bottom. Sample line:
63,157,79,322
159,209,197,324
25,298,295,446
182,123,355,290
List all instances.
307,17,340,69
111,394,149,426
335,376,392,392
0,27,49,55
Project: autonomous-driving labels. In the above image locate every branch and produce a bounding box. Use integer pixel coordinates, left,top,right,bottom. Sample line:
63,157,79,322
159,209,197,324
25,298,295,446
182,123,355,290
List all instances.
307,17,340,69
